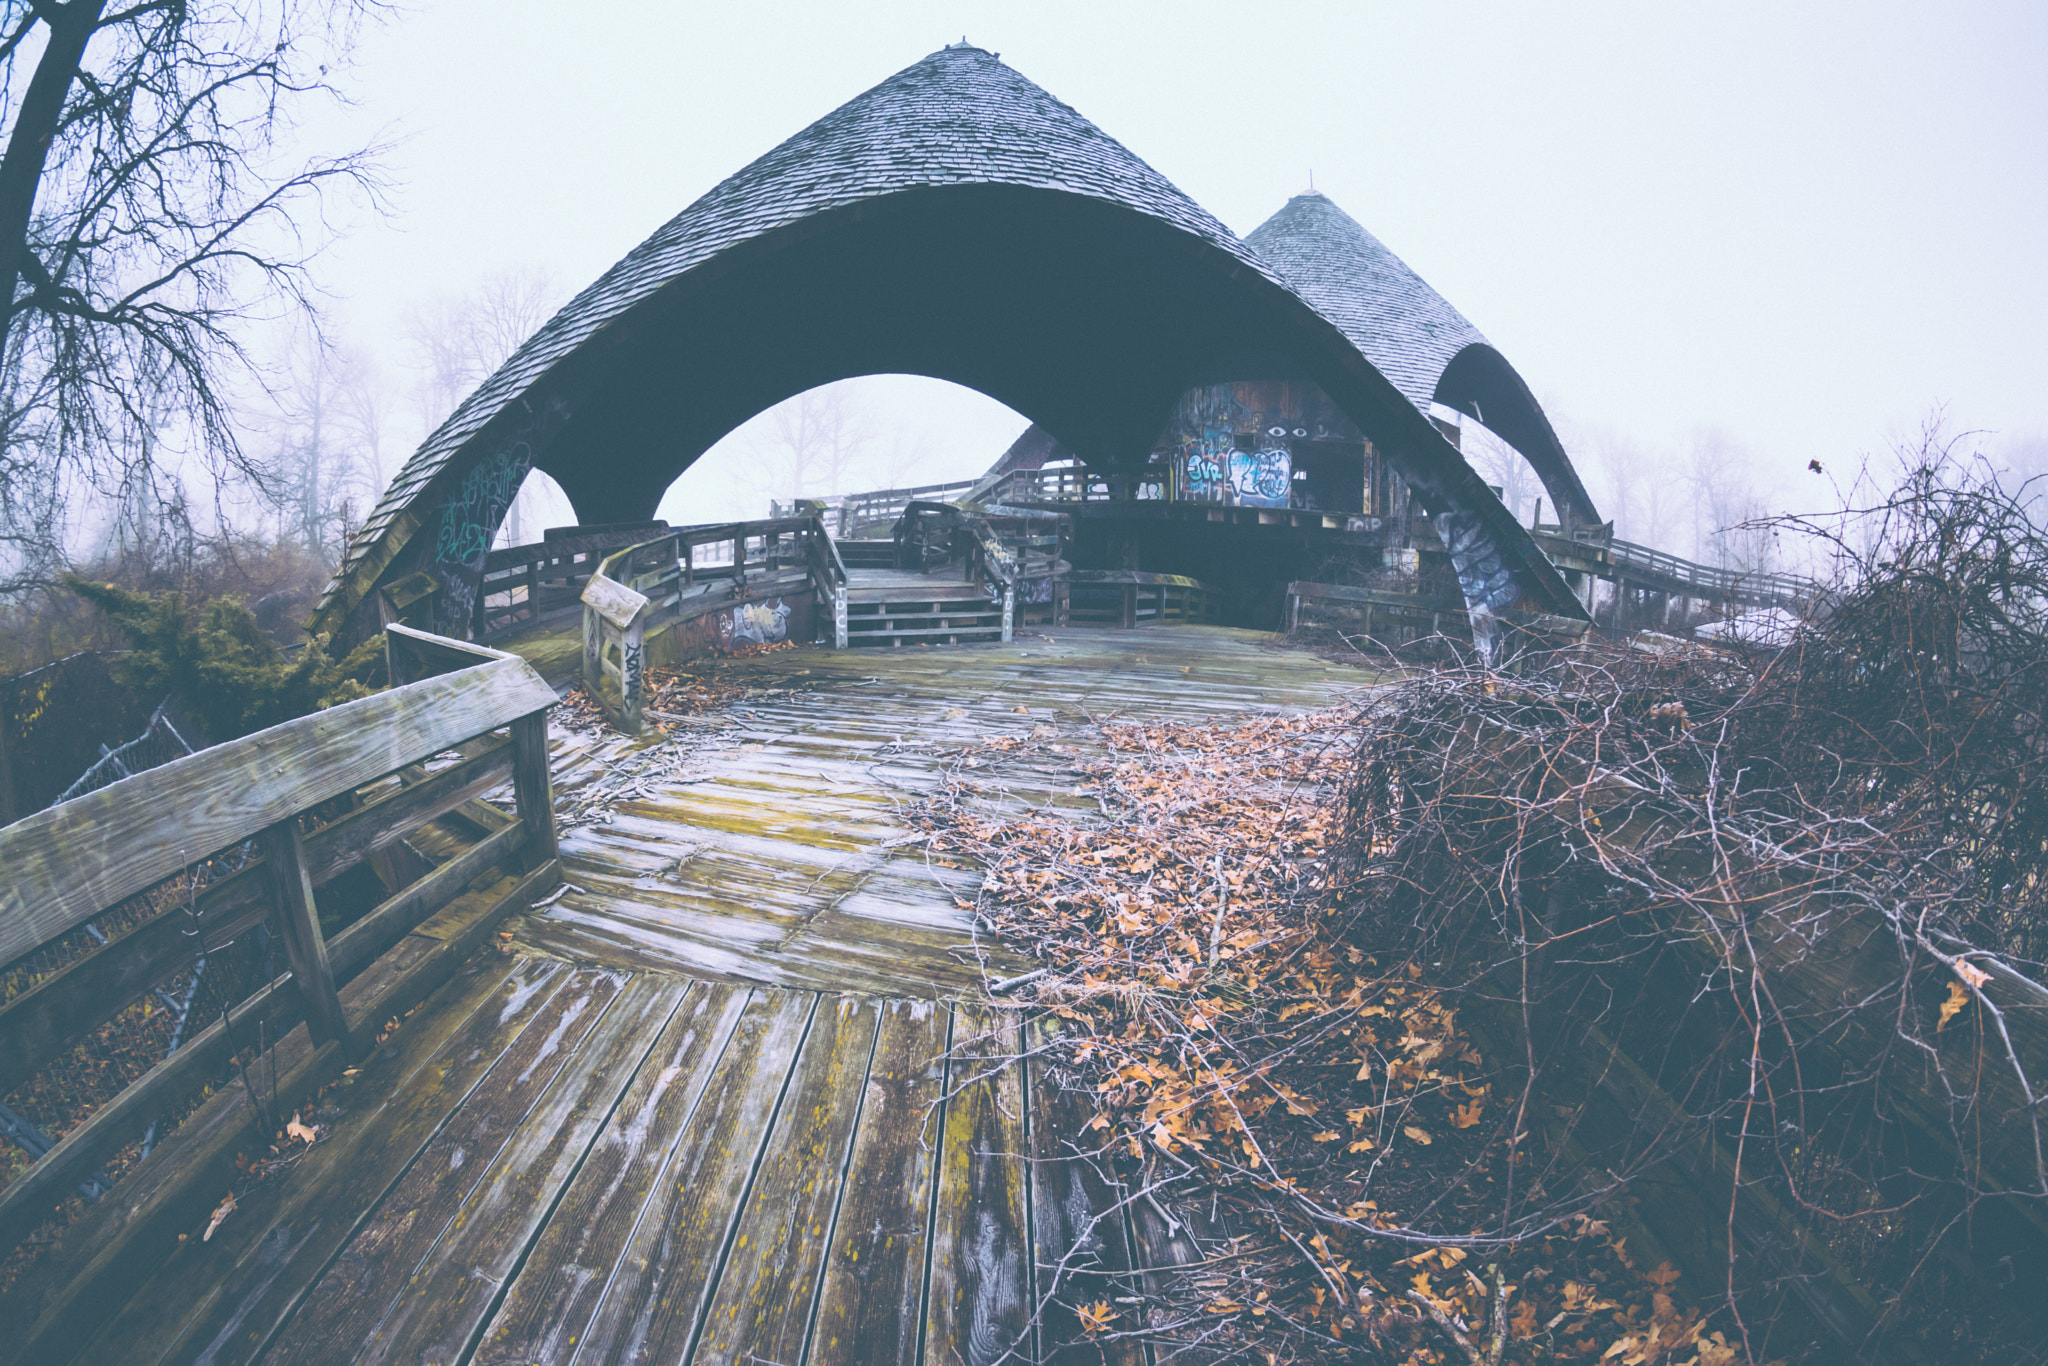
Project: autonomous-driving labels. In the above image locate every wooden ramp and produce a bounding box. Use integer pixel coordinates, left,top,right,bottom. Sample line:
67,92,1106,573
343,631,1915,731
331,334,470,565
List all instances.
68,625,1371,1366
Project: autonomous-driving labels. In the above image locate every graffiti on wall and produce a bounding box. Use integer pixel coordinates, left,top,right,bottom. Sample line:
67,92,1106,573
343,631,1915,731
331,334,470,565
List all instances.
428,443,533,635
719,598,792,647
623,637,644,702
1180,443,1228,501
1227,449,1292,507
434,447,530,567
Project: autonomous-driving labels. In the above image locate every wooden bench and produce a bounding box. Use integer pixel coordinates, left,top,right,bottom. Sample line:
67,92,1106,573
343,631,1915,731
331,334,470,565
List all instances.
0,626,561,1363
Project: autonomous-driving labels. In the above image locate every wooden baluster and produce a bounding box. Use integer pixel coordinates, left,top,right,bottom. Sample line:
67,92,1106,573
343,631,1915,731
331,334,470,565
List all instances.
510,709,557,867
260,817,352,1056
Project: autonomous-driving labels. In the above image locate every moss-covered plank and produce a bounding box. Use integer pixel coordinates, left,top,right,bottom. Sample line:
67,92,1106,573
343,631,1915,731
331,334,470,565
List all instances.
923,1003,1031,1366
808,997,948,1366
471,981,750,1366
563,987,815,1365
346,973,688,1365
693,992,883,1365
258,967,628,1362
72,953,543,1366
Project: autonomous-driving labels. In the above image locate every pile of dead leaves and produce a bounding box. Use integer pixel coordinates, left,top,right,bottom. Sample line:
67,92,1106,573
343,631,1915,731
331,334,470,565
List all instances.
927,711,1749,1365
554,660,784,737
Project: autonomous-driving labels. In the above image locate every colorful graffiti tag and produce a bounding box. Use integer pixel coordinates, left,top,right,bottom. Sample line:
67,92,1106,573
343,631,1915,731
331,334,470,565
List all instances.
1227,448,1292,507
1179,444,1228,501
719,598,792,647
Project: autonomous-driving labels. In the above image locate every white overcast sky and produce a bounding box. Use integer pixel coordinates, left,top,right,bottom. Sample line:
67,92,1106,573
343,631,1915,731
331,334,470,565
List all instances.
293,0,2048,528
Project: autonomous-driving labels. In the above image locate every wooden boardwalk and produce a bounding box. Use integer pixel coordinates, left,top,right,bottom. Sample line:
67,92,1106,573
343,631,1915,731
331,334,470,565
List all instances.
73,626,1371,1366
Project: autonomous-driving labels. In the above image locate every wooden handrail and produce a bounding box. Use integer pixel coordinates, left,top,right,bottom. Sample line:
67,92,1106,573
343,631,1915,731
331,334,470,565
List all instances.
0,653,555,968
0,629,560,1266
580,515,846,730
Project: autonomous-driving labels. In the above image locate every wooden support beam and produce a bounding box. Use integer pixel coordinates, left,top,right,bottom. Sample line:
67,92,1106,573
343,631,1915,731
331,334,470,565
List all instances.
510,711,557,868
260,818,350,1056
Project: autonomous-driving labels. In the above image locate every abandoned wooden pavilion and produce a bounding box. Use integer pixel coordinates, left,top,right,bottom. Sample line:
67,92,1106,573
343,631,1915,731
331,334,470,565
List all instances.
0,41,1861,1366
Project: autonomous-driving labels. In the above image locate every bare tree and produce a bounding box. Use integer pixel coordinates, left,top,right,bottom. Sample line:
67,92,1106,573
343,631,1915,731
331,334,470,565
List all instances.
248,318,383,559
741,383,880,508
0,0,382,594
403,264,558,541
1459,419,1545,527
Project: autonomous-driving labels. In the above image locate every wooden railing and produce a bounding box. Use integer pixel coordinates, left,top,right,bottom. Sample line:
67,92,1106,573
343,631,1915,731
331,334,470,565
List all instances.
771,479,980,537
995,464,1165,505
1285,580,1591,648
1531,523,1818,610
582,516,847,732
0,625,560,1272
898,501,1016,639
1285,580,1467,638
473,525,674,642
1066,570,1220,628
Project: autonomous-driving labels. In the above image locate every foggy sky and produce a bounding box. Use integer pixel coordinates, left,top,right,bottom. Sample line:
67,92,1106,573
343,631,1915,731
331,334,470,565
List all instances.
290,0,2048,532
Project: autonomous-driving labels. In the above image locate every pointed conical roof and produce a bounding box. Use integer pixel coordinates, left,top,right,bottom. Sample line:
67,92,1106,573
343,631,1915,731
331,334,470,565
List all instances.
1245,192,1485,413
320,44,1278,627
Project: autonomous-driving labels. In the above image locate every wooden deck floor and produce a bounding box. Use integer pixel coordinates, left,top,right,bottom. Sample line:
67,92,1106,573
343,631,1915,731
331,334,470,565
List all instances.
78,625,1373,1366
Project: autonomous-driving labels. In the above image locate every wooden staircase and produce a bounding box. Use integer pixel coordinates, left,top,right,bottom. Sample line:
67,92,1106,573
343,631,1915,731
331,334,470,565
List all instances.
833,537,897,570
844,569,1005,646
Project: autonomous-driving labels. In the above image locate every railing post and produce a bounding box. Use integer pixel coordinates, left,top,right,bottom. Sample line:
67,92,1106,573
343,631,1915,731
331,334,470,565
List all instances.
1121,584,1137,629
581,600,601,697
1001,583,1014,644
621,616,647,732
510,709,558,867
260,818,352,1056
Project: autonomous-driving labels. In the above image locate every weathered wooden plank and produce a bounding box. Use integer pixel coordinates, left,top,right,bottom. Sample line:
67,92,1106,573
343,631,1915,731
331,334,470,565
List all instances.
806,994,950,1366
0,653,556,965
261,819,348,1052
924,1003,1032,1366
0,1030,345,1366
0,738,514,1099
1026,1015,1147,1365
260,967,629,1363
582,566,648,630
693,992,884,1365
325,818,528,979
566,988,816,1366
471,981,751,1366
72,952,545,1366
510,710,557,868
0,860,559,1365
351,974,689,1366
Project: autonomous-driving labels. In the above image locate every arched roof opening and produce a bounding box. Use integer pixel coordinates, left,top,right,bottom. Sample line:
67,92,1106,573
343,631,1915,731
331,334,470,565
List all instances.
1434,343,1600,531
1245,193,1602,532
310,45,1584,645
655,376,1029,525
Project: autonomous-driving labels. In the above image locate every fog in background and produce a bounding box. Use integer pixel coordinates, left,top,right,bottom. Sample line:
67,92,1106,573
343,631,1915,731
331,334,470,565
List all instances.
250,0,2045,565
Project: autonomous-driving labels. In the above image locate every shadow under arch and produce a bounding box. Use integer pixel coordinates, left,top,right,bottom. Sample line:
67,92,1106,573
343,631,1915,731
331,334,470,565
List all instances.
1434,343,1601,531
312,45,1584,645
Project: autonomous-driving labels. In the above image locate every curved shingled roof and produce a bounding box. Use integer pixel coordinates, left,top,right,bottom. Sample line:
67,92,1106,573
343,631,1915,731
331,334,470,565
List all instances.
315,44,1286,633
312,44,1587,644
1246,193,1486,413
1246,193,1599,528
